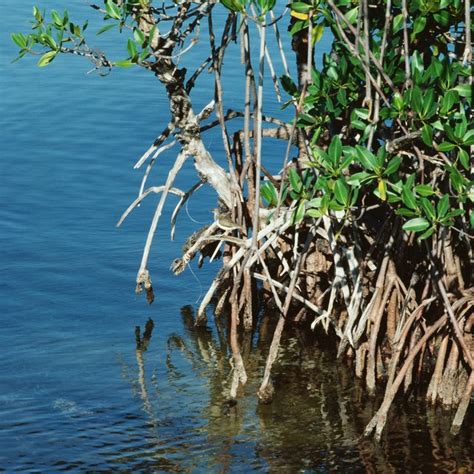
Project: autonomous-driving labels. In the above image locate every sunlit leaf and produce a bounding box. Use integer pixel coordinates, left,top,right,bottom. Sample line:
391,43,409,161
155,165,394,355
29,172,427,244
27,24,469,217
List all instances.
403,217,430,232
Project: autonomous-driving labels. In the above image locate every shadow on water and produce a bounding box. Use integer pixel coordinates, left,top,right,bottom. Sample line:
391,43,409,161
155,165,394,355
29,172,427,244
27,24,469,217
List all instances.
121,308,474,472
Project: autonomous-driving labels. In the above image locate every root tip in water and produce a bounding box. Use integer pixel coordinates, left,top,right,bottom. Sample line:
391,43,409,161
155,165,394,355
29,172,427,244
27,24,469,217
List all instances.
257,381,275,404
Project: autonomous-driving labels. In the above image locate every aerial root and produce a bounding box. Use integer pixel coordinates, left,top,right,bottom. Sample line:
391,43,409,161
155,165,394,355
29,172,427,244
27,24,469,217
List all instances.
364,314,447,441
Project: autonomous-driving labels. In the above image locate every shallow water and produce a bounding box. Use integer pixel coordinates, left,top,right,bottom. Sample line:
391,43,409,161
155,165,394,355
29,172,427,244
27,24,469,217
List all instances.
1,1,473,472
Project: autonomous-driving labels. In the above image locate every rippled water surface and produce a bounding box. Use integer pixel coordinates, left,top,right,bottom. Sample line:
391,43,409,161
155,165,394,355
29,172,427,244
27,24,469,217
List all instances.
1,1,473,472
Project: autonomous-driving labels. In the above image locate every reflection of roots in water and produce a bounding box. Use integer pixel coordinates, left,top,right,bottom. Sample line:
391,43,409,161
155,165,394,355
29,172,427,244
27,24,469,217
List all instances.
115,309,473,472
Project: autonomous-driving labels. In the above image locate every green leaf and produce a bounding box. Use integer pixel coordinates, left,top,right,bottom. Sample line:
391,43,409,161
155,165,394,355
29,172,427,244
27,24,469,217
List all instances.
421,124,433,147
51,10,63,27
37,50,57,67
347,172,373,186
437,195,449,219
378,180,387,201
420,198,436,222
307,197,322,208
403,217,430,232
354,108,370,120
40,33,58,50
351,119,366,130
396,208,418,218
415,184,435,197
291,2,313,13
127,38,138,61
350,187,360,206
345,7,359,25
97,23,116,35
306,208,323,218
448,165,465,193
328,136,342,163
133,28,146,45
292,200,306,225
334,178,349,206
412,16,427,36
458,148,469,170
402,185,418,210
261,181,278,206
445,209,465,219
418,227,434,241
384,156,401,175
411,51,424,75
440,90,457,114
437,141,456,152
33,6,43,22
393,92,404,111
470,211,474,229
393,13,403,33
422,89,434,118
453,84,472,99
105,0,122,20
356,146,377,171
463,129,474,145
288,168,302,194
114,60,134,68
11,33,28,49
411,86,423,115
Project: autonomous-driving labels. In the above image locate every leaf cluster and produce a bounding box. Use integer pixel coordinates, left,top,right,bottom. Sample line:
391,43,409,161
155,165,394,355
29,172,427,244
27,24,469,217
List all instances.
278,0,473,237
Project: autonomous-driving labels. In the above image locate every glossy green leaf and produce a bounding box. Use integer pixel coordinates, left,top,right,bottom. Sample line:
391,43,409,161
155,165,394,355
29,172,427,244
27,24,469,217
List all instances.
37,50,57,67
420,198,436,222
355,146,377,171
412,16,427,36
127,38,138,61
415,184,435,197
11,33,28,49
133,28,145,45
334,178,349,206
393,92,404,111
453,84,472,99
105,0,122,20
437,141,456,152
437,195,449,219
463,130,474,145
458,149,469,170
328,136,342,163
393,13,403,33
384,156,401,175
51,10,63,27
306,208,323,218
346,172,373,186
402,217,430,232
402,186,418,210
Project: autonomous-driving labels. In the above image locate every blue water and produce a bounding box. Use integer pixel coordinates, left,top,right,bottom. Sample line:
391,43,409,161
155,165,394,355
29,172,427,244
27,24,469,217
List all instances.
1,2,473,472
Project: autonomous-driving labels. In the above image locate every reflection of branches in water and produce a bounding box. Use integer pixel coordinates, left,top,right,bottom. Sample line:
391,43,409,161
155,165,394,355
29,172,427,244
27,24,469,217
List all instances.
119,309,473,471
166,306,230,396
112,319,185,471
134,319,160,430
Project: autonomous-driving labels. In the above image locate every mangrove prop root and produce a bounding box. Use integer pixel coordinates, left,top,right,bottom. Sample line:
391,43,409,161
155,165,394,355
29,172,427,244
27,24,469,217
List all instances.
365,314,448,441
